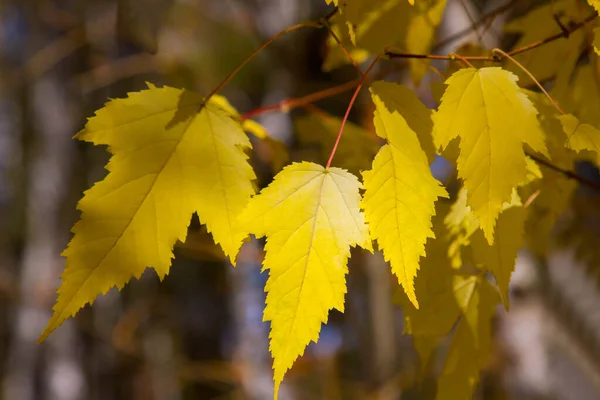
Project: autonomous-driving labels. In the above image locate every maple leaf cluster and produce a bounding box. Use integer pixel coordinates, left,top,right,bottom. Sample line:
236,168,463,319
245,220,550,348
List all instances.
37,0,600,398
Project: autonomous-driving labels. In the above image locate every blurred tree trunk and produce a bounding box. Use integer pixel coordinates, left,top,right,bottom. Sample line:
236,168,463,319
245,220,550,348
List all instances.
3,3,87,399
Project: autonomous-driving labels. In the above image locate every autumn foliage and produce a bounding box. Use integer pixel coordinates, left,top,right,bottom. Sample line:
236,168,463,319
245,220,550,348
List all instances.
37,0,600,398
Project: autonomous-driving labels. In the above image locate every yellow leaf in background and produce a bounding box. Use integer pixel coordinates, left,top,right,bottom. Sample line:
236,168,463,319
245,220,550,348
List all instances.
445,187,479,268
394,203,460,337
433,67,547,244
446,183,524,308
555,193,600,270
405,0,448,83
242,119,289,173
470,206,526,308
522,91,577,255
242,119,269,139
325,0,338,5
450,274,499,357
341,0,378,45
504,0,587,87
238,162,371,399
436,276,498,400
370,81,437,164
413,336,439,373
322,15,370,72
294,113,379,175
362,83,448,307
569,65,600,128
559,114,600,165
324,0,447,82
330,0,406,56
39,85,256,342
524,156,543,184
588,0,600,58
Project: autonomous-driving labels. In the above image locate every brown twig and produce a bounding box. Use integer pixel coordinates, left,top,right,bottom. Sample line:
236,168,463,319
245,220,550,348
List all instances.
203,7,339,104
455,0,486,45
387,13,597,62
508,12,597,56
240,78,361,120
432,0,518,50
323,20,365,77
527,153,600,192
203,21,322,103
241,10,595,119
450,53,475,68
492,48,566,114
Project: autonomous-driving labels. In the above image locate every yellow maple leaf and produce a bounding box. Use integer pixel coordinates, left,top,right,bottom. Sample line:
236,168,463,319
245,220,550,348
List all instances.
450,273,499,356
404,0,448,83
413,335,439,373
433,67,547,244
445,187,480,269
394,203,460,337
436,275,498,400
594,27,600,55
369,81,437,164
324,0,446,82
556,193,600,269
522,91,577,255
362,83,448,307
294,113,379,175
39,84,255,342
322,15,370,72
559,114,600,165
446,183,525,308
504,0,587,88
470,206,526,308
238,162,371,399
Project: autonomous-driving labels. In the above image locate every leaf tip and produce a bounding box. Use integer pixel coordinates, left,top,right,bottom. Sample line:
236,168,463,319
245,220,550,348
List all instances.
405,285,419,309
37,316,61,344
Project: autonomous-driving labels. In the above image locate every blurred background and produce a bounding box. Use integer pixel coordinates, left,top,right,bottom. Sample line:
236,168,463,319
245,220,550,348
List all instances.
1,0,600,399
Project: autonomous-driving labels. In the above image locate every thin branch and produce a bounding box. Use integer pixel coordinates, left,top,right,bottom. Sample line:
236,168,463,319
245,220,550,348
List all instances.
240,7,593,120
433,0,518,49
326,56,381,168
553,14,571,38
239,62,403,120
203,7,339,104
322,6,340,23
323,20,366,77
387,13,598,61
203,21,321,103
509,12,597,56
455,0,486,45
240,78,361,120
450,53,475,68
492,48,566,114
527,153,600,192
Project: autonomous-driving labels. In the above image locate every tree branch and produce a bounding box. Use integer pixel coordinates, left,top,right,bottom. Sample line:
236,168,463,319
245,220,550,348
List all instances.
527,153,600,192
386,13,597,61
203,7,339,104
432,0,519,49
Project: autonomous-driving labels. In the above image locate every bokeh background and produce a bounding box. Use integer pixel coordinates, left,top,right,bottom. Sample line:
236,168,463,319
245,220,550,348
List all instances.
1,0,600,399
